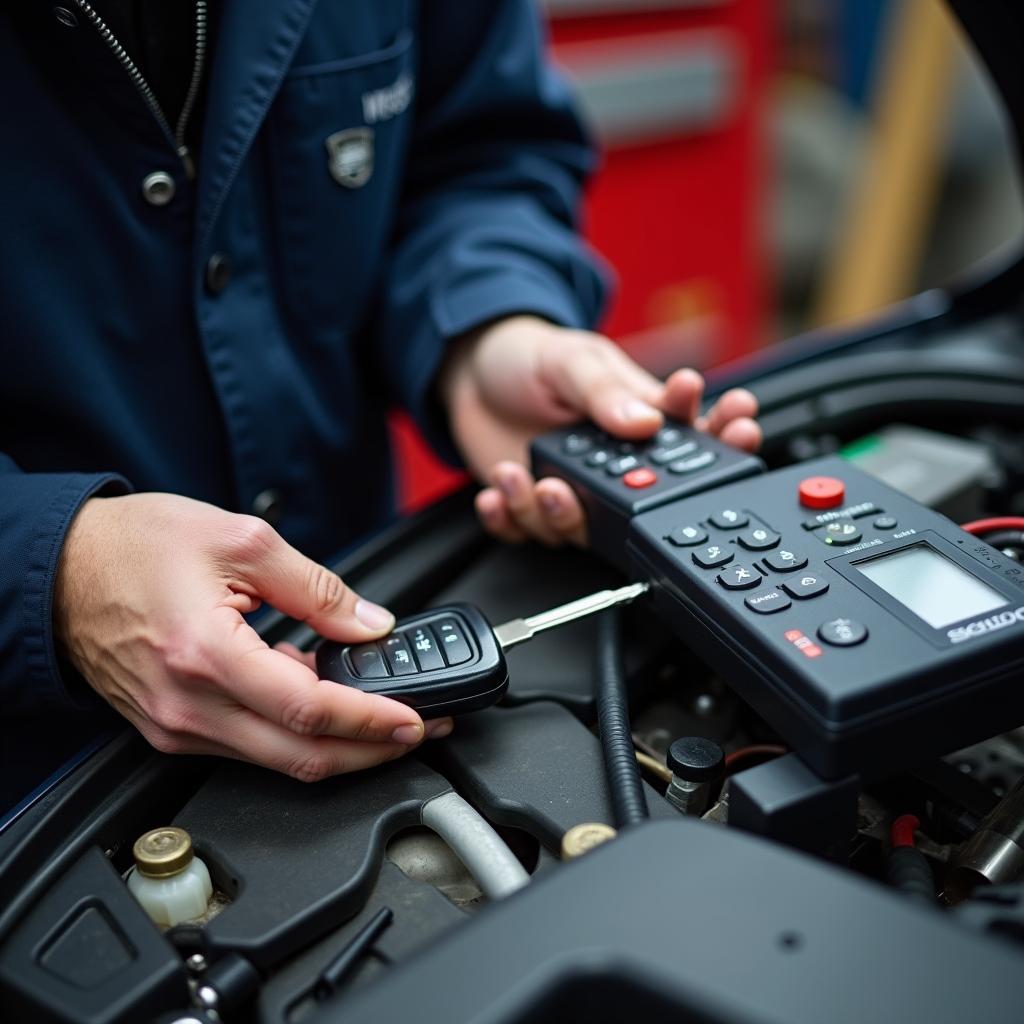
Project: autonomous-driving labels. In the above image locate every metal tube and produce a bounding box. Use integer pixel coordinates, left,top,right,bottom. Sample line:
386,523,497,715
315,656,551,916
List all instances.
420,793,529,900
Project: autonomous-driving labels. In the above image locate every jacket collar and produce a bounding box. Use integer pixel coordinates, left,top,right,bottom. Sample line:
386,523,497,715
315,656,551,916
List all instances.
195,0,317,248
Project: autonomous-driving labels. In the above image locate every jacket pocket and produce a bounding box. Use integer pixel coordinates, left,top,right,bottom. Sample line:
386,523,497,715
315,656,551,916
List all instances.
266,29,415,339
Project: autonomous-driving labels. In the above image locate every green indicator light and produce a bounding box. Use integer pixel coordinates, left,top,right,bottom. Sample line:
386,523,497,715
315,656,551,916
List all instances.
840,435,885,461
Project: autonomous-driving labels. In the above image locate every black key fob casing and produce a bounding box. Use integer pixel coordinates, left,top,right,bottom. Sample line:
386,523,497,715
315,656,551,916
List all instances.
316,603,508,718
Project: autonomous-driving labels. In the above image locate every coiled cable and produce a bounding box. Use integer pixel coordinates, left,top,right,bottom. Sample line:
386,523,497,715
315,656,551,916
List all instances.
594,608,648,828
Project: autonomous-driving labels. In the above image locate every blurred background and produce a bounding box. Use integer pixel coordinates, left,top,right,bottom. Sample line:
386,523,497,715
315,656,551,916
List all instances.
395,0,1024,509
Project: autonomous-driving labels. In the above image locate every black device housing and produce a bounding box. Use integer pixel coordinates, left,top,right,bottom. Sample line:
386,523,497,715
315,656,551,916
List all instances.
530,419,765,568
316,603,508,718
628,456,1024,778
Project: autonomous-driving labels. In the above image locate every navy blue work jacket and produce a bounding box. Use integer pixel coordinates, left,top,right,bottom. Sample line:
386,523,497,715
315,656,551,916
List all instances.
0,0,606,806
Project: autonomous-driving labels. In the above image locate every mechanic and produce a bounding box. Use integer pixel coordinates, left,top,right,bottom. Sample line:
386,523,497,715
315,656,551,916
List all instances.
1,1,760,808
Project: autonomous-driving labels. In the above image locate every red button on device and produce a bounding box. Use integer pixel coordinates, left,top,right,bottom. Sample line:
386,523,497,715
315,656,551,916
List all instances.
798,476,845,509
623,467,657,489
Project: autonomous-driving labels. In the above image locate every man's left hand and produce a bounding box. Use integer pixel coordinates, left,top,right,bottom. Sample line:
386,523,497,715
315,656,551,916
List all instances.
439,315,762,546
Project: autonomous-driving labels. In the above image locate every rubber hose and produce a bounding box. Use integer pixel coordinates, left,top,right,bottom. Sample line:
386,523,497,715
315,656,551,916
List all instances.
594,608,648,829
887,847,936,904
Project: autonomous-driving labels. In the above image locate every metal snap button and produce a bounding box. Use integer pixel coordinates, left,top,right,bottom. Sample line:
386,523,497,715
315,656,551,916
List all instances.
141,171,176,207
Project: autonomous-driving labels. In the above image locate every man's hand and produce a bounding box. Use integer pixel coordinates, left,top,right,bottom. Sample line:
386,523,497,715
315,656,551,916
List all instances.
440,315,762,545
54,494,452,781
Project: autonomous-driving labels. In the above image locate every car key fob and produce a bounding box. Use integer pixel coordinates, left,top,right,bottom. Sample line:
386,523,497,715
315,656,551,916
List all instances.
316,603,508,719
531,417,765,570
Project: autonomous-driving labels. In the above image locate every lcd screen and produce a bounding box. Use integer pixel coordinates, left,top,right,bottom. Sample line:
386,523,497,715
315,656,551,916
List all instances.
856,545,1007,629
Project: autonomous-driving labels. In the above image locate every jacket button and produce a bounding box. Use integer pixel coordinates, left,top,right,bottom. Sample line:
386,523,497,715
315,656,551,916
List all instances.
53,7,79,27
205,253,232,294
141,171,176,206
252,489,284,525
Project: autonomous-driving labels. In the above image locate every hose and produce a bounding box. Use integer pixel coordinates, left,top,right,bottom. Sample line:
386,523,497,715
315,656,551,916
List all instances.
594,608,648,829
420,792,529,900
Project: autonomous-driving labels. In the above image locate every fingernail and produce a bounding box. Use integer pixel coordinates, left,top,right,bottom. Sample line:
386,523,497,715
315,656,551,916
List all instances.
620,399,658,422
539,492,561,516
425,719,454,740
355,598,394,631
392,723,424,745
495,468,521,501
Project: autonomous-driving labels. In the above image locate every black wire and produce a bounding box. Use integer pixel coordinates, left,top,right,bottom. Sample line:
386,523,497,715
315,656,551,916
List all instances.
594,608,648,829
977,529,1024,558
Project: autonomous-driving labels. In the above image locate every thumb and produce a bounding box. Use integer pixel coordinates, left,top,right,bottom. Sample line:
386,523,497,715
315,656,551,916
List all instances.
229,520,395,642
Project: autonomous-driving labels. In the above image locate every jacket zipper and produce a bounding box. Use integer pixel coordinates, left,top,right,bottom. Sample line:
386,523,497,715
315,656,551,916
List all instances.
71,0,207,180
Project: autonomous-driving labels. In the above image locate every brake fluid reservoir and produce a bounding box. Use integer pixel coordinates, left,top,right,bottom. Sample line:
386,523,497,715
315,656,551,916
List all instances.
127,826,213,927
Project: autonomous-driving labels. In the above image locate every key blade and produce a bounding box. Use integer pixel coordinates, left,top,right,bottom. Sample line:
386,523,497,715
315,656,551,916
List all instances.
493,581,650,651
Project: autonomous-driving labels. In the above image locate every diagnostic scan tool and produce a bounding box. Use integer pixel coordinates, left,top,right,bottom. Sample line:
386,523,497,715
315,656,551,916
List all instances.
533,432,1024,778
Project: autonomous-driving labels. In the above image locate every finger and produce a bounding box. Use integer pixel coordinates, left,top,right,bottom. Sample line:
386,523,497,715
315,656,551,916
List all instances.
425,718,454,740
490,461,563,545
701,388,759,438
475,487,528,544
209,612,426,743
534,477,588,546
541,339,664,439
718,416,763,453
183,706,417,781
274,641,318,672
660,368,705,424
227,517,395,642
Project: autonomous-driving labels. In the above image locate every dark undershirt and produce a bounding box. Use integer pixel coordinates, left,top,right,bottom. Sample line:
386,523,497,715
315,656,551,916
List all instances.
92,0,215,154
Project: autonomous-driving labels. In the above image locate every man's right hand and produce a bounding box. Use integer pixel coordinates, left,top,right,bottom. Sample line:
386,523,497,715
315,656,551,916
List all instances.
54,493,451,781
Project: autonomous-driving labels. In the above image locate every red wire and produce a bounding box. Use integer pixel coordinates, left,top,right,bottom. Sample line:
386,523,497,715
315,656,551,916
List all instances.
724,743,786,768
890,814,920,849
960,517,1024,536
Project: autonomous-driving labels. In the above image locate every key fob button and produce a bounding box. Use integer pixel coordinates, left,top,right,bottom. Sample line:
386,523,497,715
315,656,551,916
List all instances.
693,544,734,569
764,548,809,573
668,450,717,474
649,441,698,465
781,574,830,600
381,634,418,676
667,524,708,547
738,527,780,550
606,455,641,476
349,643,389,679
432,620,473,666
408,626,445,671
717,563,761,590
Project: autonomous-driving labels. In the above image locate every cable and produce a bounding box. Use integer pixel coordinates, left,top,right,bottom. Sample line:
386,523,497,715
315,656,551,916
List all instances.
594,609,648,829
420,792,529,900
886,814,935,904
635,749,672,784
724,744,787,775
960,517,1024,535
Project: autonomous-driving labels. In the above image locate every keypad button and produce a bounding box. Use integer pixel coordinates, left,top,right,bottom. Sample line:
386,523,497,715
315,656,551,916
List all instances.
763,548,809,573
668,450,717,474
874,515,898,530
717,563,761,590
781,574,830,600
350,643,389,679
693,543,734,569
432,619,473,666
623,467,658,489
738,527,780,551
408,626,445,672
606,455,642,477
798,476,845,510
563,433,593,455
802,503,880,531
585,449,612,468
745,590,792,615
381,635,418,676
818,618,868,646
649,441,698,465
709,509,748,530
655,425,685,446
821,521,862,546
667,524,708,547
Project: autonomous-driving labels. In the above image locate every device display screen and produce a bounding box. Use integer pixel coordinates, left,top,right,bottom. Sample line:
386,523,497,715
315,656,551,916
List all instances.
855,545,1007,629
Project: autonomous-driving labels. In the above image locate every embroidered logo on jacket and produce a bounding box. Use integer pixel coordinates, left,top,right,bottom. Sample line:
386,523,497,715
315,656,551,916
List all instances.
362,72,413,124
325,127,374,188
